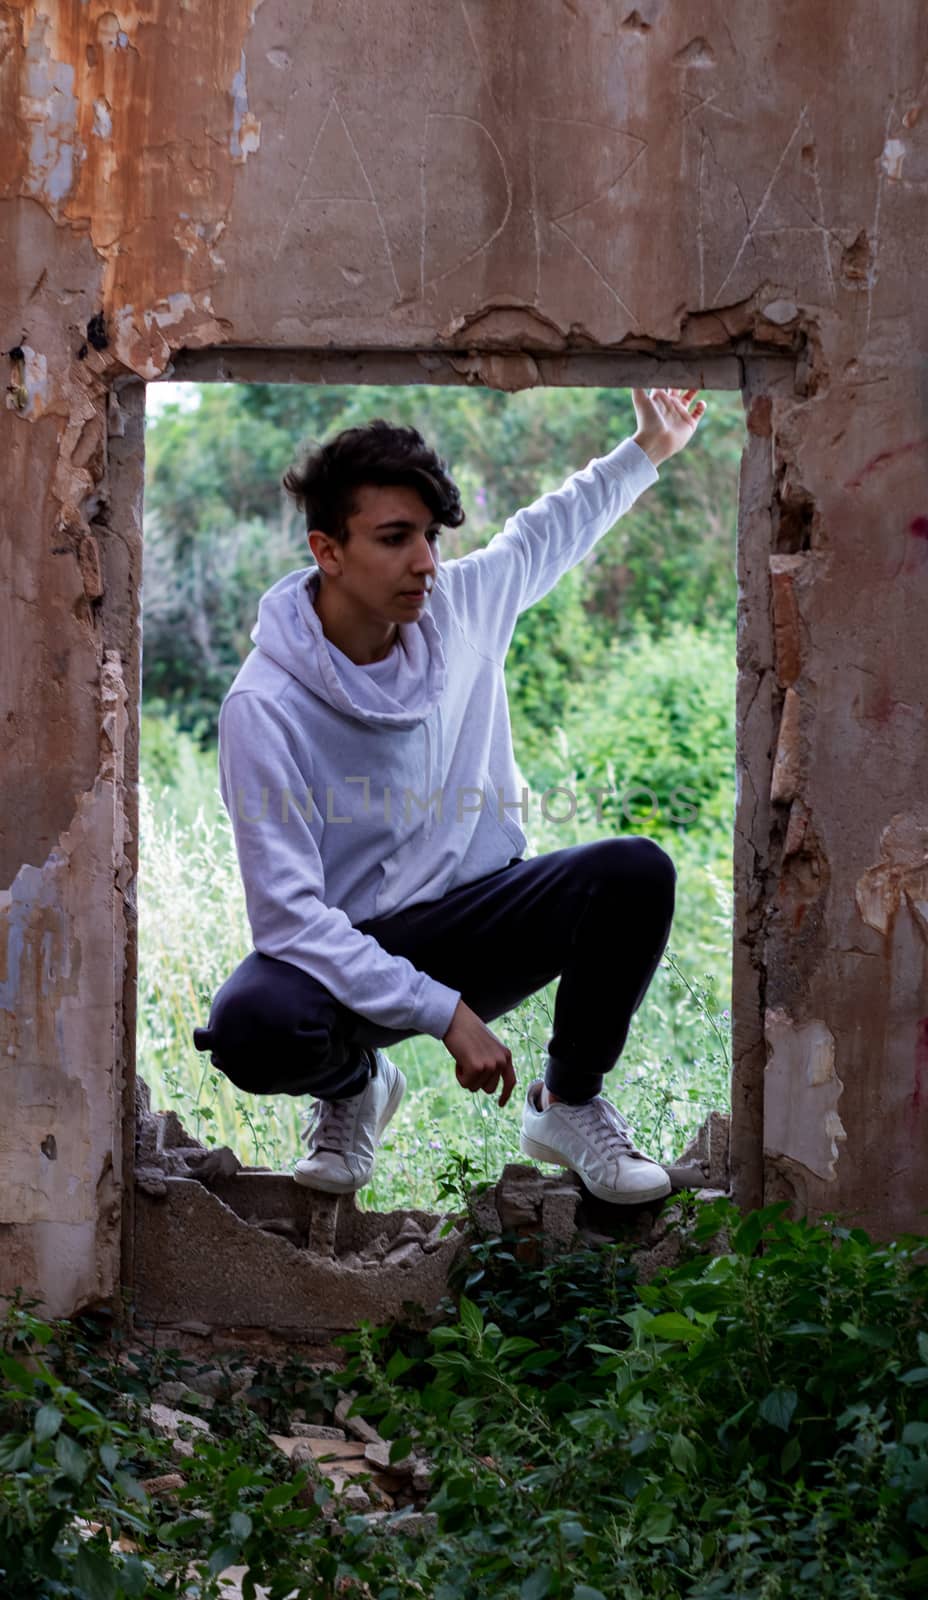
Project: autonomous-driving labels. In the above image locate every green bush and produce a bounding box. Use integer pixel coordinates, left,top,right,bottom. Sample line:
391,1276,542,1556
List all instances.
0,1298,155,1597
338,1203,928,1599
0,1296,404,1597
507,564,608,774
4,1207,926,1598
522,618,735,840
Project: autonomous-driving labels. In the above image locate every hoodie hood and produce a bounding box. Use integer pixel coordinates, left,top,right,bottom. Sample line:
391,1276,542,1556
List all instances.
250,565,448,731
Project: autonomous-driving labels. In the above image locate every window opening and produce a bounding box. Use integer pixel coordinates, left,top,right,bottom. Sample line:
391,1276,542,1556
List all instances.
139,376,742,1215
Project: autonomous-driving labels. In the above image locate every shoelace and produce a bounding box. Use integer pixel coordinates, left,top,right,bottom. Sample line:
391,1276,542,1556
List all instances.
300,1096,354,1155
568,1096,638,1160
299,1052,376,1156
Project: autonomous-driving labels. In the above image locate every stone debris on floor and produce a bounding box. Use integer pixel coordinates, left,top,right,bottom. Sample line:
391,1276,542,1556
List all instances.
144,1401,212,1459
114,1122,734,1600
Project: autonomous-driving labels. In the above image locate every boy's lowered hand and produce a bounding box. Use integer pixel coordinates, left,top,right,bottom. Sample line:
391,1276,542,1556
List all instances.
443,998,517,1108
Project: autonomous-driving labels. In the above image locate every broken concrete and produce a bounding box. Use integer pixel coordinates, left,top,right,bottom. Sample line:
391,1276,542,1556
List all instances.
132,1127,587,1336
3,1,928,1328
633,1193,731,1285
133,1175,469,1334
667,1110,731,1192
133,1098,692,1336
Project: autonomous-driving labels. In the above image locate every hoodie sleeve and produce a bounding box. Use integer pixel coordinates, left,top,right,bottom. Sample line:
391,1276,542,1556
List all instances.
437,436,657,661
218,691,461,1039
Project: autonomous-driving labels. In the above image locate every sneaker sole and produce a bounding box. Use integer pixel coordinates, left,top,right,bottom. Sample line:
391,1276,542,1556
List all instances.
293,1066,407,1194
519,1132,671,1206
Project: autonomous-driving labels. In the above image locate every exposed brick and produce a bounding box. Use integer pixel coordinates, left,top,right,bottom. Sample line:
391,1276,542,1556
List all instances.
770,557,803,686
771,687,802,805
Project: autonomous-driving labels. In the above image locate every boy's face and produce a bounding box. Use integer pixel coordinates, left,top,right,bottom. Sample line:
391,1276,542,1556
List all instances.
309,483,441,623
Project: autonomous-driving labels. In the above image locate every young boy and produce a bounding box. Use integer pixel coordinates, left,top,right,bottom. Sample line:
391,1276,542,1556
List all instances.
193,386,707,1205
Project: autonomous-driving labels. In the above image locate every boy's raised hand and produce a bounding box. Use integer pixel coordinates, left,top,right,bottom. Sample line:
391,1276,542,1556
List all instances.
631,386,707,469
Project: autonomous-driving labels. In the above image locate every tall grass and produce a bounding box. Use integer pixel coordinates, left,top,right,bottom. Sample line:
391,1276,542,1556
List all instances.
137,627,734,1213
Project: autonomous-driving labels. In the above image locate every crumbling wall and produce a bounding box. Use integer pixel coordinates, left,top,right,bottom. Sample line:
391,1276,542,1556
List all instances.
2,1,927,1317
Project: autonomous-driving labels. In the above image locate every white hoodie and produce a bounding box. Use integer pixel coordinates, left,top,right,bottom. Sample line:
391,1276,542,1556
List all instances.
218,436,658,1040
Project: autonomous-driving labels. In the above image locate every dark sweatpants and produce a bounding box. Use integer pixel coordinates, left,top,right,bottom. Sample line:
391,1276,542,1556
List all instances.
192,836,676,1106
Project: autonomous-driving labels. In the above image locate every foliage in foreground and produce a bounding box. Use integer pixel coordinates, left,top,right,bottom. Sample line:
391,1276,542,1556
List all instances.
340,1200,928,1599
2,1203,928,1598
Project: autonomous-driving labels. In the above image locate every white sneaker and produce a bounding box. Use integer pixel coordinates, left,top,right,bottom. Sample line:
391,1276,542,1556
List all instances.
293,1051,406,1194
519,1079,671,1205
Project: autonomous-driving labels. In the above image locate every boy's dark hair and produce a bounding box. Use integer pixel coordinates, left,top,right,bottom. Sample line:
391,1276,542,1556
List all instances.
283,418,465,544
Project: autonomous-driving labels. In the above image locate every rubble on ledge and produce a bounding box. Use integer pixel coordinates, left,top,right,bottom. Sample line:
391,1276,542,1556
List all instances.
134,1083,731,1338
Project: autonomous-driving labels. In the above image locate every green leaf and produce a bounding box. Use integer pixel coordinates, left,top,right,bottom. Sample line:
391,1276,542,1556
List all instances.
903,1422,928,1446
55,1431,90,1483
34,1404,63,1443
646,1312,702,1343
759,1389,797,1432
901,1368,928,1386
389,1435,414,1465
0,1435,33,1470
229,1509,253,1542
545,1381,580,1414
520,1350,561,1372
114,1469,148,1504
0,1353,42,1392
780,1435,801,1472
559,1520,587,1546
161,1516,205,1545
120,1556,150,1598
641,1505,675,1540
670,1432,698,1473
99,1442,119,1475
521,1567,554,1599
458,1295,484,1339
919,1331,928,1365
732,1211,764,1255
386,1350,417,1382
223,1464,256,1496
72,1545,119,1600
856,1325,894,1349
209,1543,242,1576
573,1588,608,1600
498,1336,540,1360
262,1481,298,1510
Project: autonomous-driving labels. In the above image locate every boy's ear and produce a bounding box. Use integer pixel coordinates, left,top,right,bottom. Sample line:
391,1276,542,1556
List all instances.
308,528,342,575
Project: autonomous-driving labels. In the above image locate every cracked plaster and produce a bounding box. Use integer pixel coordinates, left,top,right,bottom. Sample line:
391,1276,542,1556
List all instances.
763,1009,847,1184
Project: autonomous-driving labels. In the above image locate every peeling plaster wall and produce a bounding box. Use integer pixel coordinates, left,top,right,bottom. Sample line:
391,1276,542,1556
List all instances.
2,2,928,1314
